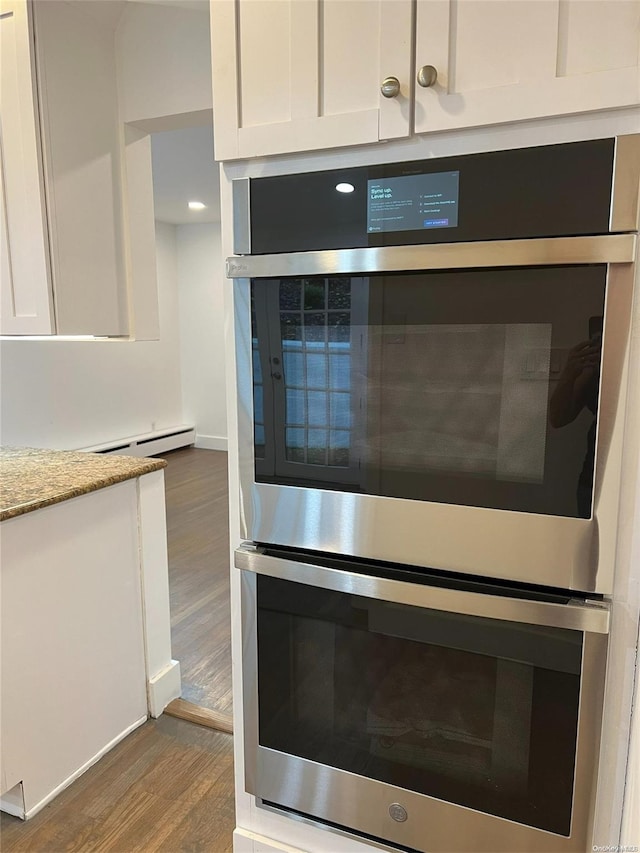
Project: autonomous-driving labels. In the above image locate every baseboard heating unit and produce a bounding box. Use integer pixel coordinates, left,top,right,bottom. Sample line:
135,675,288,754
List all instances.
79,425,195,457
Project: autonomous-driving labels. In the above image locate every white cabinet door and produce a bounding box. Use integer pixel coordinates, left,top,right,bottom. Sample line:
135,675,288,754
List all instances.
0,0,53,335
211,0,413,160
33,0,128,336
414,0,640,135
0,482,147,817
1,0,144,338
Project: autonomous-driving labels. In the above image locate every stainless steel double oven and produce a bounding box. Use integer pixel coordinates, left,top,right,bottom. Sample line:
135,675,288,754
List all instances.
229,136,640,852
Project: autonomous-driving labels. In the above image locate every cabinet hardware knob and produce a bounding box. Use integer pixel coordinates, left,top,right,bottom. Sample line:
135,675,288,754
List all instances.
271,372,282,380
380,76,401,98
417,65,438,87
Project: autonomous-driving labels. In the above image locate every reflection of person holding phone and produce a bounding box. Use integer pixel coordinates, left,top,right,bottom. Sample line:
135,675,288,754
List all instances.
549,320,602,517
548,337,600,428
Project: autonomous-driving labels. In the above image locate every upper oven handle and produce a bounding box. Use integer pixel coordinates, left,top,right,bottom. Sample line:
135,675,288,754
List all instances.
226,234,636,279
235,544,610,634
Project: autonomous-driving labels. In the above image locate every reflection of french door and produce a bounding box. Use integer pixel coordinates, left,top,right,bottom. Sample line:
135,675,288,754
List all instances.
252,278,367,486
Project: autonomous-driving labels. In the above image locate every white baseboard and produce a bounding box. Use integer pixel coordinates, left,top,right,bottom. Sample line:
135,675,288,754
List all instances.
148,659,181,718
234,829,256,852
10,716,147,820
234,829,307,853
80,425,195,458
0,783,25,819
195,434,228,452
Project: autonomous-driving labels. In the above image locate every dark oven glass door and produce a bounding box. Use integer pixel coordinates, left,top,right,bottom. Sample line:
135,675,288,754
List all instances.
251,265,606,518
256,572,584,837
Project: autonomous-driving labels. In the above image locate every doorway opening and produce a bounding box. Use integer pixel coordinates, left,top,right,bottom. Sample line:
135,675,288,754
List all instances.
149,123,231,731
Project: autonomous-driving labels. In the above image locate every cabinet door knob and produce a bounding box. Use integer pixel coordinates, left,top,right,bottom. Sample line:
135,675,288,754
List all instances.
380,76,401,98
417,65,438,87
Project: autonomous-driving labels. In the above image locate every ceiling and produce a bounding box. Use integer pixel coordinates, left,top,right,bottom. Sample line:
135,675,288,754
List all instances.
150,125,220,225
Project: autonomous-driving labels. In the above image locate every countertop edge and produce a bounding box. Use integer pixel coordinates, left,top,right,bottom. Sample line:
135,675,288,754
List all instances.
0,454,167,522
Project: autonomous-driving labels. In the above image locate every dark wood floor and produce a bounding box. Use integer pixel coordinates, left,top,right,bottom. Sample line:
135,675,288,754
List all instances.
0,716,235,852
162,447,232,719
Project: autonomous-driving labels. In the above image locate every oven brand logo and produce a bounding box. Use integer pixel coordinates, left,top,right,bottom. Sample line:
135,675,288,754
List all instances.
227,261,248,273
388,803,408,823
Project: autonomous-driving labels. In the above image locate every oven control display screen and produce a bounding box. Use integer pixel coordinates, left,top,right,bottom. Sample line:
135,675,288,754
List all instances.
367,170,459,233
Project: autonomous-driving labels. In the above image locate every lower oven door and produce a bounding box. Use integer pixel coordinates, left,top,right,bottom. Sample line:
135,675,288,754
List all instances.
237,545,610,853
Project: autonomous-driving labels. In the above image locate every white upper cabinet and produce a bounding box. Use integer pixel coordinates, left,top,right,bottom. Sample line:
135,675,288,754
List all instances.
0,0,54,335
415,0,640,134
1,0,161,338
33,0,128,336
211,0,640,161
210,0,413,160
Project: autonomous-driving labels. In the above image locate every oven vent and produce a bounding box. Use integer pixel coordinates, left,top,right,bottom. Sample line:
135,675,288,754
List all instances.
78,425,196,458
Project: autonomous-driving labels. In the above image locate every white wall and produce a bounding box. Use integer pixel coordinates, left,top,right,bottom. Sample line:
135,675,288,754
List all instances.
175,221,227,449
116,2,212,129
0,222,183,449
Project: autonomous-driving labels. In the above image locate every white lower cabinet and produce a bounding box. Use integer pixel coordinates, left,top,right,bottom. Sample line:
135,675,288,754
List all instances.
0,471,180,819
211,0,640,161
0,483,147,817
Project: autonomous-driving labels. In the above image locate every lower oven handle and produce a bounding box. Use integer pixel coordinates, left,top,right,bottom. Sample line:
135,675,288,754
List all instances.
235,545,610,634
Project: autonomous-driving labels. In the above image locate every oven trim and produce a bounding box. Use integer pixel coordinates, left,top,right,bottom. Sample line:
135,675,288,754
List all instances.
239,554,609,853
255,799,400,853
226,233,636,278
232,176,252,255
235,544,609,633
610,133,640,232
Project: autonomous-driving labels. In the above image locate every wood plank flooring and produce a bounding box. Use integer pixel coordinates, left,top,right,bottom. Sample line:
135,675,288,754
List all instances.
162,448,232,720
0,716,235,852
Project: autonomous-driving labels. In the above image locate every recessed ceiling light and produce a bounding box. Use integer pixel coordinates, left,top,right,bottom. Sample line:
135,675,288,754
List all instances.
335,182,355,193
188,200,207,210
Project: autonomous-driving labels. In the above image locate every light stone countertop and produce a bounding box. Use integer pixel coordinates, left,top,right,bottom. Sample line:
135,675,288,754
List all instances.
0,446,167,521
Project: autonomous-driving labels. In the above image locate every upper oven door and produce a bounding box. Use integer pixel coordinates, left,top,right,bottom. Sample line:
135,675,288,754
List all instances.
231,236,636,594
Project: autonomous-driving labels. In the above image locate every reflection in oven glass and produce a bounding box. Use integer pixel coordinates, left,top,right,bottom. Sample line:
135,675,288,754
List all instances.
283,280,353,468
257,577,583,836
251,267,605,517
363,641,497,784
